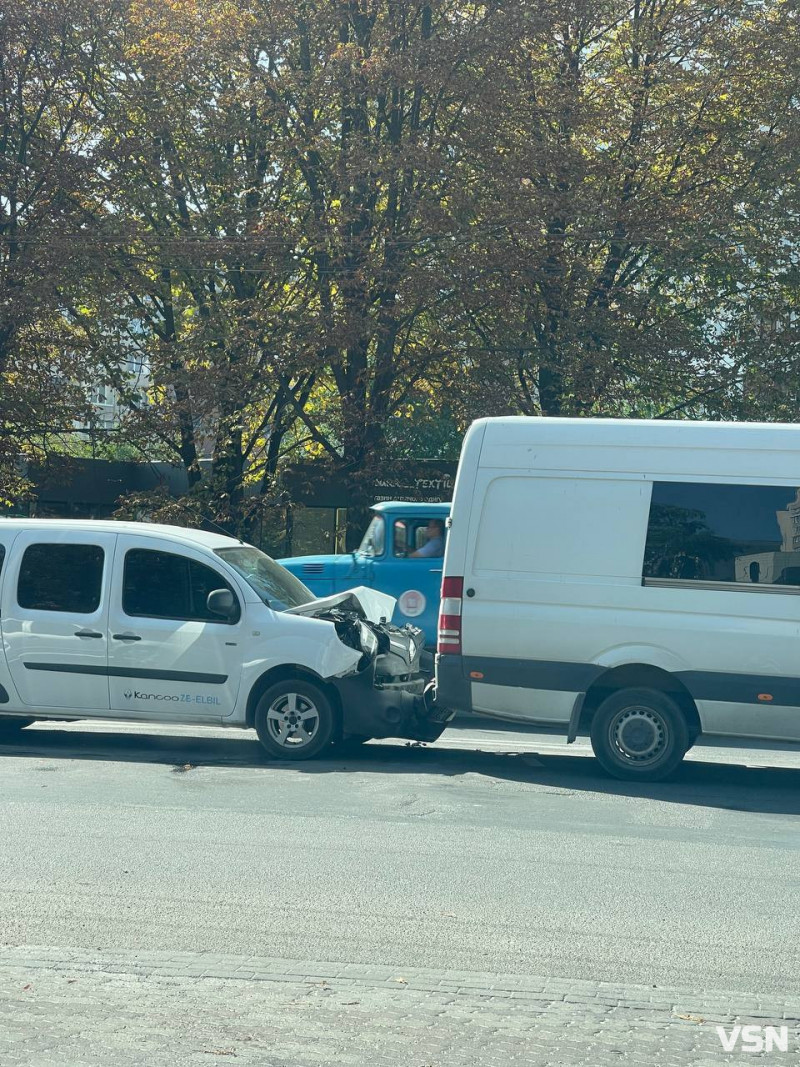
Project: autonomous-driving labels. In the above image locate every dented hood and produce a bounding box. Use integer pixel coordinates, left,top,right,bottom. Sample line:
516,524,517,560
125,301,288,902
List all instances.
283,586,396,624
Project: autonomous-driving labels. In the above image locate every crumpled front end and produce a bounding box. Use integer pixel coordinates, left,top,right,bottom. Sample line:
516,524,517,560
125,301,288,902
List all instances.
305,597,453,743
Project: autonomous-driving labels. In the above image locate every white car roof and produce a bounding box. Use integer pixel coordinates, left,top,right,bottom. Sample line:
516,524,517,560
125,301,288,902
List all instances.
0,518,244,551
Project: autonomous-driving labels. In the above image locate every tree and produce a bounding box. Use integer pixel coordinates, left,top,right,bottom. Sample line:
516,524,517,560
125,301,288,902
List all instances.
455,0,800,419
0,0,116,501
249,0,502,526
69,0,320,533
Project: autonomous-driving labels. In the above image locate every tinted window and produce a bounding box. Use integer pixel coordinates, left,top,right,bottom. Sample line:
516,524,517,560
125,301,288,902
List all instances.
123,549,240,622
643,482,800,586
18,543,105,613
0,544,5,575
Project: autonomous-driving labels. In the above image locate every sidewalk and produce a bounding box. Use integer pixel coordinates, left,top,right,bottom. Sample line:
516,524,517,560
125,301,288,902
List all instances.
1,945,797,1066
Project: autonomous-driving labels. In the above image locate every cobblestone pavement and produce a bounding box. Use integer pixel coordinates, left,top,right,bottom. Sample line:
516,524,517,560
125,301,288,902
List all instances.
1,946,798,1066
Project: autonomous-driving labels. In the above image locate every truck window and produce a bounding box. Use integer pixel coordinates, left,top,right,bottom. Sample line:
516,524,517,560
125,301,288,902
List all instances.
643,481,800,586
123,549,240,623
393,519,445,557
18,543,105,614
393,521,408,556
358,515,385,557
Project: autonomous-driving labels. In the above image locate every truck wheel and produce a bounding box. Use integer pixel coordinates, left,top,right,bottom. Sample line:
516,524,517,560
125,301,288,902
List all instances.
590,688,689,781
0,717,35,739
254,680,335,761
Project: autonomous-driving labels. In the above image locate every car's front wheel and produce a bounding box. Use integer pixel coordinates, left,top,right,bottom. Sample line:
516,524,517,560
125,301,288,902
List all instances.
590,687,690,781
254,679,335,760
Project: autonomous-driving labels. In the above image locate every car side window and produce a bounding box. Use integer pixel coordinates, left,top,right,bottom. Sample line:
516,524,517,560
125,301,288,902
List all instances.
18,543,105,614
123,548,240,624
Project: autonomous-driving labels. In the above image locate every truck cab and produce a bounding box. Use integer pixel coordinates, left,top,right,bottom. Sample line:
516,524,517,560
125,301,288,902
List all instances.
278,501,450,647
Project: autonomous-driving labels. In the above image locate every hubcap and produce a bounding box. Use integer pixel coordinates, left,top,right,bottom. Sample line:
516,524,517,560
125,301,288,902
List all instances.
608,706,668,766
266,692,319,748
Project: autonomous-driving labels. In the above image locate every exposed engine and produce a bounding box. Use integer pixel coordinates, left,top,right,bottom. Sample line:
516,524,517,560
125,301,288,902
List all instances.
315,608,425,682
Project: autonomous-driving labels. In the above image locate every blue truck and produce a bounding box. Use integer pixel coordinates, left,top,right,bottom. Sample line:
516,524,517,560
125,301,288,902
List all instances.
278,500,450,647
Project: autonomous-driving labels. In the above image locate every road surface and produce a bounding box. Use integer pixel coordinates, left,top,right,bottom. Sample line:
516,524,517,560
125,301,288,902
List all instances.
1,718,799,1064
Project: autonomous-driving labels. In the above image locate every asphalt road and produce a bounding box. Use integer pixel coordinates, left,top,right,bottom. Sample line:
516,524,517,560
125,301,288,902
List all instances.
1,718,799,999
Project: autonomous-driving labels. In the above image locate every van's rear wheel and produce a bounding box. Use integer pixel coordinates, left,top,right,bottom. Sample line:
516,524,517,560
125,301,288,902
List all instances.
0,717,35,739
590,688,689,781
254,680,335,761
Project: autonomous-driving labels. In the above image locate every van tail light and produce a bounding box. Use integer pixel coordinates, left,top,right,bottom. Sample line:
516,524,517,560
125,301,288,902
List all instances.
437,575,463,655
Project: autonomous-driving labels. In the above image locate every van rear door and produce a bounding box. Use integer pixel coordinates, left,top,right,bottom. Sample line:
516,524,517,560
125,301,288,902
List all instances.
1,530,115,711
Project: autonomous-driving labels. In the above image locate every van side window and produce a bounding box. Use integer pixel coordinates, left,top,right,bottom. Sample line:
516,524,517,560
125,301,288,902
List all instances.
643,482,800,587
123,549,240,623
0,544,5,575
18,543,105,613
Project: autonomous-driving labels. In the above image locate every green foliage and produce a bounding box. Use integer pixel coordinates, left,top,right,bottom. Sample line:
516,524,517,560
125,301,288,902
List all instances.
1,0,798,522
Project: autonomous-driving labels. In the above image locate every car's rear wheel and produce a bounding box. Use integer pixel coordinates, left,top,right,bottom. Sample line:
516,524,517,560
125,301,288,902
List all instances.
0,717,36,739
590,687,689,781
254,679,335,760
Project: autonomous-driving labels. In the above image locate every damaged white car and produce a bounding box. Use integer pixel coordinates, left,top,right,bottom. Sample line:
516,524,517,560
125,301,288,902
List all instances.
217,543,454,758
0,520,452,761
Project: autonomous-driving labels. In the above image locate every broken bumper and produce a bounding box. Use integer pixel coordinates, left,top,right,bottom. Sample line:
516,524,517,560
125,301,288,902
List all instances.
333,668,455,743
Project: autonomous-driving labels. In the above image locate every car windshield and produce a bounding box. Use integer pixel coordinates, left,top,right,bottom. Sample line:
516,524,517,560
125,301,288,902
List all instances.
215,546,315,611
357,515,385,557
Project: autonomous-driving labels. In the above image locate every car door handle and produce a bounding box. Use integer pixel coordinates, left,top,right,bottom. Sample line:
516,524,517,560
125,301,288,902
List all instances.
430,568,442,573
112,632,141,642
75,629,104,639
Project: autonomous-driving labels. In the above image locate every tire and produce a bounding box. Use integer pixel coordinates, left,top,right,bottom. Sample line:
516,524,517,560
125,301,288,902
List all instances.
254,679,335,761
0,717,35,739
590,687,690,782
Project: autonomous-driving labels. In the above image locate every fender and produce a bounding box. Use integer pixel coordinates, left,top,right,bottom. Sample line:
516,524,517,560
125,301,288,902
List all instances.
567,644,690,743
592,643,690,675
235,618,362,724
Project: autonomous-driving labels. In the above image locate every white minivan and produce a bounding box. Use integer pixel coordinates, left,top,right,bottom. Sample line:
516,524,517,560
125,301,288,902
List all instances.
436,416,800,780
0,520,448,756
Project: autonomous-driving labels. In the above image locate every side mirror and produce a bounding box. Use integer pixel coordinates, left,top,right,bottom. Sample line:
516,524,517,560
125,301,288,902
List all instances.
207,588,237,621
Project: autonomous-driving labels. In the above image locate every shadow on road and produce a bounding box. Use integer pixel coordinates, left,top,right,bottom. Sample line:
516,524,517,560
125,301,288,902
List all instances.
2,722,800,816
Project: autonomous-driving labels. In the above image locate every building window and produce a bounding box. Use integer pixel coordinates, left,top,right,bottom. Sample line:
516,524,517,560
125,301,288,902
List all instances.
643,482,800,587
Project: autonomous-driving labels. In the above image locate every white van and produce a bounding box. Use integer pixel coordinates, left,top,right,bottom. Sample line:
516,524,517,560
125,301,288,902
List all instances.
0,520,448,756
436,417,800,780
